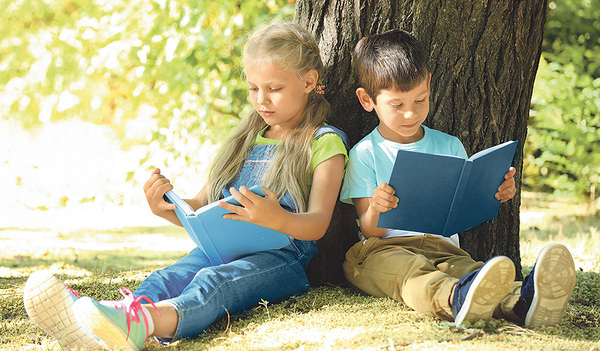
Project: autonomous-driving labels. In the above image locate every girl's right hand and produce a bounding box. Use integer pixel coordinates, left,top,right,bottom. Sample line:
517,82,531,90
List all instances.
143,168,177,217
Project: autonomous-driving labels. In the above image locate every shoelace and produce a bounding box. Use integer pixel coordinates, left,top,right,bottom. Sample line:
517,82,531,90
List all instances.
66,286,79,298
113,287,160,340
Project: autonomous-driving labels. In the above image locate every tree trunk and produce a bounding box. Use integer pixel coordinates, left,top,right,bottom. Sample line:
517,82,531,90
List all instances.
297,0,548,283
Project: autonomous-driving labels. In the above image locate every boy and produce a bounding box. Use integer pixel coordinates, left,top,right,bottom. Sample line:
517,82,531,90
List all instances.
341,29,576,327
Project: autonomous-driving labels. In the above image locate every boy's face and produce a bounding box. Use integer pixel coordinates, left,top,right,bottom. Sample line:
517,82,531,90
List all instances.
356,74,431,144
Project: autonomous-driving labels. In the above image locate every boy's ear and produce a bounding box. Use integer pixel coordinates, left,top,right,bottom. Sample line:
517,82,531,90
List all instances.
356,87,375,112
303,69,319,93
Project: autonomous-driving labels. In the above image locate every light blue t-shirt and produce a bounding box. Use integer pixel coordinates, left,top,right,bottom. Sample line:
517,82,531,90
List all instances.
340,125,467,246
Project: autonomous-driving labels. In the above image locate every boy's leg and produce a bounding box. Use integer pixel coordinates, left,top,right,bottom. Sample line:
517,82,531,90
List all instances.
493,282,523,323
343,236,457,320
495,243,576,327
344,235,515,323
451,256,515,325
423,234,483,278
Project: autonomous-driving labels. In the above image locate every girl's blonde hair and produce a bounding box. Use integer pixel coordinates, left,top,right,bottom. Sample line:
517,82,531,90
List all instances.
204,22,330,213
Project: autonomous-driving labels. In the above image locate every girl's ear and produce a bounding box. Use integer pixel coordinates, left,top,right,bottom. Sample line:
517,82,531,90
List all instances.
302,69,319,93
356,88,375,112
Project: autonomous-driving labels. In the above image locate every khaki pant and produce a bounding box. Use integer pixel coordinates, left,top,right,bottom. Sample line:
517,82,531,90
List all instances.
343,234,522,322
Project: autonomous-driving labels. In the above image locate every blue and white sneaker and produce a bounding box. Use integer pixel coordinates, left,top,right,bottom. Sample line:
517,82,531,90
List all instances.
452,256,515,325
73,287,159,351
517,243,576,328
23,271,105,350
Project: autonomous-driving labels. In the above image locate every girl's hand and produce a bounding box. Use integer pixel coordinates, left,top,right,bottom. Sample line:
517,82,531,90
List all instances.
370,183,398,214
219,186,285,231
495,167,517,203
143,168,177,216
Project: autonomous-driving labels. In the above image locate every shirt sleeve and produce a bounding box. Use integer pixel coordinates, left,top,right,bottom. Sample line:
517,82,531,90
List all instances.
312,132,348,170
455,140,468,159
340,144,377,205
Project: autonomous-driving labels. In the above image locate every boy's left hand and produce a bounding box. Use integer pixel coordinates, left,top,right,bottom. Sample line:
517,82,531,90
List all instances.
495,167,517,203
219,186,285,230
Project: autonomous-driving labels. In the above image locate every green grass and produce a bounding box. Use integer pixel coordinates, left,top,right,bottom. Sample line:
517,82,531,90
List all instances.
1,194,600,350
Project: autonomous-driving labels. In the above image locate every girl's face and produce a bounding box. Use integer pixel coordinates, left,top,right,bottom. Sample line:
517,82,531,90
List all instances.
246,62,315,138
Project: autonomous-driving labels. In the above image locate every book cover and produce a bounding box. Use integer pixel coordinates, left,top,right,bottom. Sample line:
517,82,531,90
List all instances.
164,186,292,265
377,140,518,236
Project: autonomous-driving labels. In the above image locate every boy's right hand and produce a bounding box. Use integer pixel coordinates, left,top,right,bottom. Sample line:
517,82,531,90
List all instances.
143,168,177,216
370,183,398,214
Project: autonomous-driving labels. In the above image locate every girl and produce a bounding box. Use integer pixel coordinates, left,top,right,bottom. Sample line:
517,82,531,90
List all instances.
23,22,347,350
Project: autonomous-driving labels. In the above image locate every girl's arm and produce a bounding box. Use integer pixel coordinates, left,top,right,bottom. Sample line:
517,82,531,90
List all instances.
143,168,209,227
220,154,345,240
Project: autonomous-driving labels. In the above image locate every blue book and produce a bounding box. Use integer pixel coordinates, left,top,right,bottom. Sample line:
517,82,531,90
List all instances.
377,140,518,236
164,186,292,265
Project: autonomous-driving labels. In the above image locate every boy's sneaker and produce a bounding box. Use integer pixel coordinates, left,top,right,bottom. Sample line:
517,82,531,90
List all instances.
452,256,515,325
73,287,159,351
517,243,576,328
23,271,105,350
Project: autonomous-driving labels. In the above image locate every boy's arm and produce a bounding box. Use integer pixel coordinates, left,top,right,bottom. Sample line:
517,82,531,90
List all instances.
353,183,398,238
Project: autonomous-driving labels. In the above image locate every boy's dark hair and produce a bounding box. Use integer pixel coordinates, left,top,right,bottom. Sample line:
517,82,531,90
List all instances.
353,29,429,101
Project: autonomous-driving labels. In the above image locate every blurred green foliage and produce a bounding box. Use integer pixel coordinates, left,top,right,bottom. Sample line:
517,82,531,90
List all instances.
0,0,294,168
525,0,600,199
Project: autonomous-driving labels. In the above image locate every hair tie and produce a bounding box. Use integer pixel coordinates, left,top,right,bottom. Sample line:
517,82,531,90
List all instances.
316,84,326,95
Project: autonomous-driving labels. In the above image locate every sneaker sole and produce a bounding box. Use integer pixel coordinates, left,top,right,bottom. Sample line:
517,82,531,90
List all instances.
74,297,142,351
525,243,576,328
23,271,104,350
455,256,515,325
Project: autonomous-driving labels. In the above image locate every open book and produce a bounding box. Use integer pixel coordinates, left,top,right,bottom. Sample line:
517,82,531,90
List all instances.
377,140,518,236
164,186,292,265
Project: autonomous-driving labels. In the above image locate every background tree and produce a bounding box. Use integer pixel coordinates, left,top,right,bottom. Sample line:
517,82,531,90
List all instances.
7,0,597,284
298,0,549,282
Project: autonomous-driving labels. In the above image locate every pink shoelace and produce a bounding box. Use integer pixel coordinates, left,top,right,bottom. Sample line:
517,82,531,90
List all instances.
66,286,79,298
110,287,160,340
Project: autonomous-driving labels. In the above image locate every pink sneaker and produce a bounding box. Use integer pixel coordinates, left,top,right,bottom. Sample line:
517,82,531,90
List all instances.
23,271,105,350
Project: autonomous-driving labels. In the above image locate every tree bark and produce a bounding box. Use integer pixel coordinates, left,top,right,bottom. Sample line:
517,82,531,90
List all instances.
297,0,548,283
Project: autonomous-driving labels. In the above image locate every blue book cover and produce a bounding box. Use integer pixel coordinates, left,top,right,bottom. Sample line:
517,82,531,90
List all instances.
377,140,518,236
164,186,292,265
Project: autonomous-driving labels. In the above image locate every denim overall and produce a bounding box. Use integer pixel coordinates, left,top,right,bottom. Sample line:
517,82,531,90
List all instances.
134,125,347,341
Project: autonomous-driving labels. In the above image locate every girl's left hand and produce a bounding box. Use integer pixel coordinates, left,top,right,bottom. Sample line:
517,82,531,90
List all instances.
495,167,517,203
219,186,285,230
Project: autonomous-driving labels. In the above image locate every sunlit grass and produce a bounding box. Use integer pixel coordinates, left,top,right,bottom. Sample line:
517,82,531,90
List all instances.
520,191,600,272
1,193,599,350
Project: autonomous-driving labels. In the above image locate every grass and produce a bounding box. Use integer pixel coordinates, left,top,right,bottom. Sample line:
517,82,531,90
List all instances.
1,192,599,350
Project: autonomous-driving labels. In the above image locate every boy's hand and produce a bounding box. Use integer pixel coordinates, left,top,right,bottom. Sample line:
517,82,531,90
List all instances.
370,183,398,214
143,168,177,215
495,167,517,203
219,186,286,231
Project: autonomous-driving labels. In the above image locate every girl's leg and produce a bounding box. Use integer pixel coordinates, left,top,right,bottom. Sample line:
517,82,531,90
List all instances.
134,247,212,302
164,240,316,340
72,240,317,348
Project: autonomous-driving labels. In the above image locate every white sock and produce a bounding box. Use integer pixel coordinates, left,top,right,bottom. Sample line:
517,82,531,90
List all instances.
141,305,155,336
